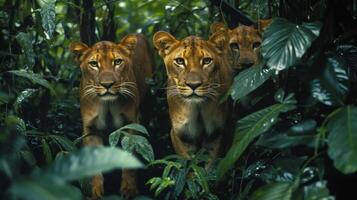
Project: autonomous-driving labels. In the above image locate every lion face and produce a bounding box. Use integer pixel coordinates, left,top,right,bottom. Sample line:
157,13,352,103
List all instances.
153,31,231,103
70,36,138,101
210,20,272,73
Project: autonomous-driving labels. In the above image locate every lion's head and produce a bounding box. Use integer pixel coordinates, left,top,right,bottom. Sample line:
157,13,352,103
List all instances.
153,31,232,103
211,19,272,73
70,35,138,102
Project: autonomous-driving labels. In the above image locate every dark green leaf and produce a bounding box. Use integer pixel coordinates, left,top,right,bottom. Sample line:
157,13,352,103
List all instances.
50,135,77,152
42,139,53,164
8,70,56,95
47,146,143,181
5,115,26,132
261,18,321,71
256,131,316,149
230,63,273,101
40,0,56,39
0,90,12,105
120,123,149,136
303,180,335,200
251,182,295,200
15,32,35,68
311,54,349,106
11,173,82,200
192,165,209,193
218,97,296,179
327,106,357,174
121,135,154,162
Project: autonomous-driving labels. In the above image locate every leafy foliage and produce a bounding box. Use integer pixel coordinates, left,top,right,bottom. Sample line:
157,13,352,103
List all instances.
261,18,321,71
0,0,357,199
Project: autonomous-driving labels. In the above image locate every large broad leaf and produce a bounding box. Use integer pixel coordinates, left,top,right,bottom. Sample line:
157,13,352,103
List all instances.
261,18,321,71
327,106,357,174
40,0,56,39
336,45,357,81
14,88,38,111
16,32,35,68
217,100,296,179
8,70,55,95
230,62,273,101
47,146,143,181
121,135,154,163
251,182,295,200
311,54,349,106
11,173,82,200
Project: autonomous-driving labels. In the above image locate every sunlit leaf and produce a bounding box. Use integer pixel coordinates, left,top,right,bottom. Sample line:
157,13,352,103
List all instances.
14,88,38,111
230,62,273,101
121,135,154,163
311,54,349,106
11,173,82,200
218,94,296,179
40,0,56,39
327,106,357,174
47,147,143,181
8,70,56,95
261,18,321,71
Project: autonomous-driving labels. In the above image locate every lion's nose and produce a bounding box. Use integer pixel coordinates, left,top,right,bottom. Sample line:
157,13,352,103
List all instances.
185,81,202,90
100,81,114,89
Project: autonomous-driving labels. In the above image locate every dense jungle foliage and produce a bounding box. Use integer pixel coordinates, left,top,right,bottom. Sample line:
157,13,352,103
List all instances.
0,0,357,199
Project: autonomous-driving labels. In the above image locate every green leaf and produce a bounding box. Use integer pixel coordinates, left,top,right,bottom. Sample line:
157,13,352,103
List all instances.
303,180,335,200
0,90,12,105
311,54,349,106
230,63,273,101
40,0,56,39
50,135,77,152
109,123,149,147
251,182,295,200
327,106,357,174
11,173,82,200
8,70,56,95
47,146,143,181
14,88,38,112
121,135,154,162
42,139,53,164
120,123,149,136
217,101,295,179
191,165,209,193
16,32,35,68
5,115,26,132
261,18,321,71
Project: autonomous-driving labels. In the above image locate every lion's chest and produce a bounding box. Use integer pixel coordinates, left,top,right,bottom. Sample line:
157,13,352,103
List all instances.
94,104,125,133
173,105,223,141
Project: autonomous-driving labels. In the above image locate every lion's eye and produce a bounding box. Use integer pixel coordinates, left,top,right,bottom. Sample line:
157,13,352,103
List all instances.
174,58,185,66
114,59,123,65
253,42,261,49
230,43,239,50
89,61,99,69
202,57,212,65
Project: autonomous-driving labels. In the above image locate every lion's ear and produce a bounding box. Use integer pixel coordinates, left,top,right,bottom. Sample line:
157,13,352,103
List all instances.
210,22,227,34
70,41,89,62
209,30,228,53
257,19,272,33
153,31,177,57
120,34,138,53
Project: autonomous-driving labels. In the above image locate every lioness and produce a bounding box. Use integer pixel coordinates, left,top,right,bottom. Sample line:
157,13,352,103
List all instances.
70,34,153,199
210,19,272,73
153,31,232,162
